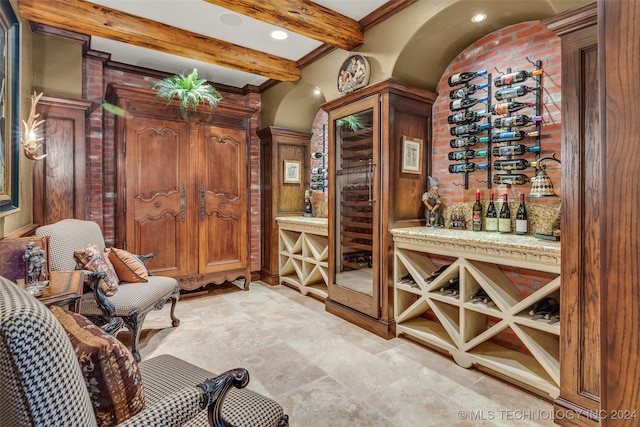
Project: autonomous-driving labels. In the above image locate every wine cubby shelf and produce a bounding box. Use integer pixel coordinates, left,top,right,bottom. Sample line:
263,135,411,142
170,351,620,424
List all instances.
392,226,561,399
277,217,329,299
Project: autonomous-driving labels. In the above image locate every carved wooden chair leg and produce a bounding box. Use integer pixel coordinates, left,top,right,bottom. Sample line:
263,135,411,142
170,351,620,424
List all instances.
169,296,180,327
122,310,145,362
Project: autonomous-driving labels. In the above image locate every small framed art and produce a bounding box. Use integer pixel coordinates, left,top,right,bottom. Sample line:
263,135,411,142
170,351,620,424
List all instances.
401,136,422,174
283,160,301,183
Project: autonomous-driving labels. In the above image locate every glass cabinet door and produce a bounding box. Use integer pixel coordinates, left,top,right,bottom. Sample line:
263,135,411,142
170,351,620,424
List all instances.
329,98,380,318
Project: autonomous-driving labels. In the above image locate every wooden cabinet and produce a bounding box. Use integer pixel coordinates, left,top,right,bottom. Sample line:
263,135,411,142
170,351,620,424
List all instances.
258,127,310,285
107,84,253,291
33,95,92,225
546,4,600,425
323,80,436,338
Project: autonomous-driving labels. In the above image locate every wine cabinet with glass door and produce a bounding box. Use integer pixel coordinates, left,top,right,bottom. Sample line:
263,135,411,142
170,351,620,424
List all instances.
323,79,436,338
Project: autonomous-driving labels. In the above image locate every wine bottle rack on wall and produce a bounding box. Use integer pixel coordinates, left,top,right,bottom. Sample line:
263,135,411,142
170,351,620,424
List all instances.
446,60,544,190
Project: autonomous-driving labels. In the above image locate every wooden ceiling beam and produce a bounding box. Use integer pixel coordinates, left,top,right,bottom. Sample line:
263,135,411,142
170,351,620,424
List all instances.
18,0,301,82
204,0,364,51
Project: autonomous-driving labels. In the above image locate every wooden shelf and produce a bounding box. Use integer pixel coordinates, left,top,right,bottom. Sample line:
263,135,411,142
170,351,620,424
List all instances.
393,227,561,399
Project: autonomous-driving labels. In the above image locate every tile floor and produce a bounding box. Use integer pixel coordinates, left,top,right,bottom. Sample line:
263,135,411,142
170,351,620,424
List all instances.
132,281,558,427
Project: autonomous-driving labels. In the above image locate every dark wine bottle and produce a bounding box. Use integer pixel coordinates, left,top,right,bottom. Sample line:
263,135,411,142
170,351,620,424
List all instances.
491,101,536,115
544,301,560,320
448,162,487,173
485,193,498,232
449,96,489,111
449,82,489,99
493,174,530,185
491,130,539,143
310,183,326,190
515,193,528,235
310,151,326,159
448,69,488,87
447,110,489,125
492,144,540,157
528,297,559,317
494,69,543,87
495,85,539,101
450,122,491,136
498,194,511,233
440,277,459,295
425,264,449,283
311,175,325,182
469,288,493,305
311,167,326,174
493,159,538,171
493,115,542,129
449,136,490,148
448,150,476,161
472,189,483,231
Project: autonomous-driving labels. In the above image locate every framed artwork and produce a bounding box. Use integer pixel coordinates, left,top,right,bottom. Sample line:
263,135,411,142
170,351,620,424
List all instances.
283,160,301,183
0,2,20,214
337,54,370,95
401,136,422,175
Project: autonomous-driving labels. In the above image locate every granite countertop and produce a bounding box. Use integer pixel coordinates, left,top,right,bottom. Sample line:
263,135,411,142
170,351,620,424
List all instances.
390,226,560,256
276,216,328,226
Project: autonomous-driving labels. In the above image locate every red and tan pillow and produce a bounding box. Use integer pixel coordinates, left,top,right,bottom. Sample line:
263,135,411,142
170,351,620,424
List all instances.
73,244,119,296
51,306,145,427
107,248,149,283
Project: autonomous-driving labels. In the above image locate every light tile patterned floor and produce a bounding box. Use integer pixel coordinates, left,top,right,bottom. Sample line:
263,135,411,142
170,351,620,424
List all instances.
134,281,557,427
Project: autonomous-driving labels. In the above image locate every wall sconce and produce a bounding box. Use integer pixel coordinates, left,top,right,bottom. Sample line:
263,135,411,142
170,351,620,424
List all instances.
531,154,561,240
20,91,47,160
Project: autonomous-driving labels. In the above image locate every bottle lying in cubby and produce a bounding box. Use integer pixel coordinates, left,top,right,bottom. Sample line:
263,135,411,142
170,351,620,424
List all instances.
399,273,417,287
424,264,450,283
469,288,494,305
528,297,560,319
440,277,459,296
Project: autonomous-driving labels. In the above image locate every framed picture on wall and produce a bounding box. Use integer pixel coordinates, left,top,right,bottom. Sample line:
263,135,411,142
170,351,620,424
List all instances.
401,136,422,174
283,160,301,183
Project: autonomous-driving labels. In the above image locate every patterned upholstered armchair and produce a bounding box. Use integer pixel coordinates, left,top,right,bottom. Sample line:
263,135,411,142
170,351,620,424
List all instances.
35,219,180,361
0,276,289,427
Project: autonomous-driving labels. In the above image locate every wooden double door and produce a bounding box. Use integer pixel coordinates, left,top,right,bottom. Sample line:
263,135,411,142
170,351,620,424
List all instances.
110,84,251,291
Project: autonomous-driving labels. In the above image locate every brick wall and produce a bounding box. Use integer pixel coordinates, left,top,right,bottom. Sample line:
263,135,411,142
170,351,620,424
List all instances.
82,62,262,274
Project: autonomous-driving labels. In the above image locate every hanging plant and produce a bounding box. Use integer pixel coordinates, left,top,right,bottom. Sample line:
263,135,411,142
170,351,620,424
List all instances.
151,68,223,118
337,114,366,132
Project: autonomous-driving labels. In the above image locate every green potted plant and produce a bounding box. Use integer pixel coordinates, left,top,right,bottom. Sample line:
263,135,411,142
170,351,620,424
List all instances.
152,68,223,118
337,114,366,131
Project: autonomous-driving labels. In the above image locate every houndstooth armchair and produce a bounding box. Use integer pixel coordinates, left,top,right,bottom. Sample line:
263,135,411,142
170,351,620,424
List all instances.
0,276,289,427
35,219,180,362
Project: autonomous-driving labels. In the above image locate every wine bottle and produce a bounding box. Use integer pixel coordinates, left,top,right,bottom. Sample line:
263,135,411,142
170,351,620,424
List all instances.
493,174,530,185
425,264,449,283
498,194,511,233
310,151,326,159
449,82,489,99
515,193,528,235
491,101,536,115
491,130,539,143
448,162,487,173
495,85,539,101
493,115,542,129
472,189,483,231
485,194,498,232
448,150,474,161
528,297,558,317
311,175,325,182
493,159,538,171
311,167,326,174
450,122,491,136
469,288,493,305
447,110,490,125
492,144,540,157
448,69,488,87
544,301,560,320
310,183,326,190
440,277,459,295
449,136,489,148
450,96,489,111
494,69,543,87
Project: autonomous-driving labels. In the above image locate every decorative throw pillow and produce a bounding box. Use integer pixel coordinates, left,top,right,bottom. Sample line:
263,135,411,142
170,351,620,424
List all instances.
107,248,149,283
50,306,145,427
0,236,51,283
73,244,119,296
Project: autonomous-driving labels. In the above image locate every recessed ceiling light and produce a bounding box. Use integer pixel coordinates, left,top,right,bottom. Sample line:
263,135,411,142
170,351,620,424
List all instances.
219,13,243,26
271,30,288,40
471,13,487,23
313,88,322,95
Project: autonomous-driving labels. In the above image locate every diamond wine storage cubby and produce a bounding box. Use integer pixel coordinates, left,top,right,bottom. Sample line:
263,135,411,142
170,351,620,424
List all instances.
277,217,329,299
392,226,561,399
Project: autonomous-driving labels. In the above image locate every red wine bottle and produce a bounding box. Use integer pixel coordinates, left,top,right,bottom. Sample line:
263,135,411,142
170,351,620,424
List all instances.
493,159,538,171
447,110,490,125
469,288,493,305
485,194,498,232
528,297,559,317
493,115,542,128
491,101,536,115
492,144,540,156
515,193,528,235
310,151,326,159
495,85,539,101
448,69,488,87
494,69,543,87
448,162,487,173
449,82,489,99
450,122,491,136
449,136,489,148
490,130,539,143
493,174,530,185
450,96,489,111
472,189,483,231
498,194,511,233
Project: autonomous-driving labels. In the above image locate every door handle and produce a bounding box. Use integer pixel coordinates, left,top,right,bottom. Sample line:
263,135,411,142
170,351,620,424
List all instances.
180,184,185,221
200,184,205,222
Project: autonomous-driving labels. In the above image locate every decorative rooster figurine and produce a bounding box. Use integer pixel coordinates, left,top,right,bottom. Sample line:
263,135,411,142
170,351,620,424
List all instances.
21,92,47,160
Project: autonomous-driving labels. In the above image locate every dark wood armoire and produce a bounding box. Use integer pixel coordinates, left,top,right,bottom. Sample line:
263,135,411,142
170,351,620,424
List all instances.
107,84,253,291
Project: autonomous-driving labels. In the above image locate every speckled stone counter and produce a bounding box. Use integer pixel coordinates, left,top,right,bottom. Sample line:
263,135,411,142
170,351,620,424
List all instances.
276,216,328,235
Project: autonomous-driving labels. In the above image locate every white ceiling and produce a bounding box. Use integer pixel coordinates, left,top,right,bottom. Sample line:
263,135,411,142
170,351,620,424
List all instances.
85,0,388,88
